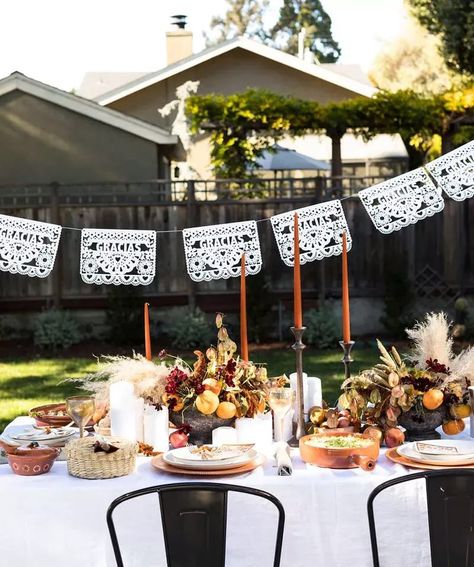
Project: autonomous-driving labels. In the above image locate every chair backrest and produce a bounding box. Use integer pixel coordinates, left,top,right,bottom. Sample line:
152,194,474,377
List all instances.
107,482,285,567
367,469,474,567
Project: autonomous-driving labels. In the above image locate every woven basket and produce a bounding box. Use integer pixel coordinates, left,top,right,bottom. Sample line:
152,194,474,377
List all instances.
65,437,137,480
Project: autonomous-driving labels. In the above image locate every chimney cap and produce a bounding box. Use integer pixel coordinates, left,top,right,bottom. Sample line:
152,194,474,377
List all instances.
171,14,187,29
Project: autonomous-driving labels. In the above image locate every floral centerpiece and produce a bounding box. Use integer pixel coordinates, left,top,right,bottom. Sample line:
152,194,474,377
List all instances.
79,314,270,445
339,313,474,443
161,314,269,443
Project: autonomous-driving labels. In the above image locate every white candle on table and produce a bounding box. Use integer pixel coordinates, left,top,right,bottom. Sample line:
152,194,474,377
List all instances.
110,381,137,442
235,417,260,443
212,426,238,446
135,397,144,443
255,412,273,450
144,405,169,452
307,377,322,409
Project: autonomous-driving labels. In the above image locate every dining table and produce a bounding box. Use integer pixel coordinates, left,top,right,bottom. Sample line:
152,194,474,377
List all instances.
1,416,470,567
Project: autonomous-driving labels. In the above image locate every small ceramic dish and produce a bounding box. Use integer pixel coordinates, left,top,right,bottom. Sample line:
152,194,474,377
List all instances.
1,442,60,476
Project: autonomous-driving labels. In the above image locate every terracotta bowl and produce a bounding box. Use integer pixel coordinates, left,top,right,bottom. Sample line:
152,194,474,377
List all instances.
29,403,71,427
299,431,379,471
5,445,60,476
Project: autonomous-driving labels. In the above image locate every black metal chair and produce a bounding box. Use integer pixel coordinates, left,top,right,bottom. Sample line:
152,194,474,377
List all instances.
367,469,474,567
107,482,285,567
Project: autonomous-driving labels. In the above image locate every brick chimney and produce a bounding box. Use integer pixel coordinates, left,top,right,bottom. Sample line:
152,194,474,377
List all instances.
166,15,193,66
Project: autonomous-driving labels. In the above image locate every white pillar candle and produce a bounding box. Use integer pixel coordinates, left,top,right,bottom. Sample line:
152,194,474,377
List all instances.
135,397,144,443
235,417,260,443
307,377,322,409
110,381,137,442
212,426,238,446
255,412,273,450
144,405,170,452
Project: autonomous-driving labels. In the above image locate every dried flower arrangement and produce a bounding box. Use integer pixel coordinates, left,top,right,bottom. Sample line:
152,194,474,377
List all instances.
77,353,170,415
161,314,269,420
339,313,474,443
77,314,270,430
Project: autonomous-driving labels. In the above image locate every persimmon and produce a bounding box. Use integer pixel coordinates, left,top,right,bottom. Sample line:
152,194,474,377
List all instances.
442,419,465,435
216,401,237,419
422,389,444,410
450,404,471,419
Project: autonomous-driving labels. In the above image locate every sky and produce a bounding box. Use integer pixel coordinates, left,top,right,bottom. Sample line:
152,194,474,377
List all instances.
0,0,409,91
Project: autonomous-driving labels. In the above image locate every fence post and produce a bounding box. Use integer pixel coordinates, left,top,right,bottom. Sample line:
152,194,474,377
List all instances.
186,180,197,311
50,182,62,309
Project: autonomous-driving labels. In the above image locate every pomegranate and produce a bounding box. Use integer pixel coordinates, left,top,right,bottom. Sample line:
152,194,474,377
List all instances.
384,427,405,448
169,427,190,448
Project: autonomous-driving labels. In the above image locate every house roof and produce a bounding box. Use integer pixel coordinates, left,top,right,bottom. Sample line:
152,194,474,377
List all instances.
0,72,177,145
77,71,149,100
94,36,377,105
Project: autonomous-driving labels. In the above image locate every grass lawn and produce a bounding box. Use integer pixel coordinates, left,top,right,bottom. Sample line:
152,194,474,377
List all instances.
0,346,379,432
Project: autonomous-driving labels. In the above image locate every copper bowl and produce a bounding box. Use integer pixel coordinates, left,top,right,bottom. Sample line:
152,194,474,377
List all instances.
29,403,71,427
29,402,95,428
4,445,60,476
299,431,379,471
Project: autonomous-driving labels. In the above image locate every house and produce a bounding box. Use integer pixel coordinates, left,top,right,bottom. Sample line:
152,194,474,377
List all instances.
79,25,408,179
0,72,177,186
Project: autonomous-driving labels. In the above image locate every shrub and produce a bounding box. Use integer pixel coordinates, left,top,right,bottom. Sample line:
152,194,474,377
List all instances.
34,309,83,350
165,308,213,349
305,304,340,349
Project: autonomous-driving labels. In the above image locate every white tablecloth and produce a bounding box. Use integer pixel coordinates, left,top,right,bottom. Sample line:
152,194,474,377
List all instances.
2,417,470,567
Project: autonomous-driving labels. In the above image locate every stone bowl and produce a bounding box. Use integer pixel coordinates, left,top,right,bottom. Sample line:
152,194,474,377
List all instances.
169,407,235,445
398,406,447,441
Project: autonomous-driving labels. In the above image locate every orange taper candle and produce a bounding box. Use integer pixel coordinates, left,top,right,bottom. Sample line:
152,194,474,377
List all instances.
341,231,351,343
293,213,303,329
144,302,152,361
240,253,249,362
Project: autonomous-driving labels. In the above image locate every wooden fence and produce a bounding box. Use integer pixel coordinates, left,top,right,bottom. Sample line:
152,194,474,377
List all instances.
0,178,472,313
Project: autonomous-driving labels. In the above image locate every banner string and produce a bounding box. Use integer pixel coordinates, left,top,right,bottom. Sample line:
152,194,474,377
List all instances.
57,188,360,234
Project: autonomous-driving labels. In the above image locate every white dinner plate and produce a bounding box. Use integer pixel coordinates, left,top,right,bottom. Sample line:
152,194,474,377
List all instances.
170,446,245,463
9,427,76,442
163,449,258,471
1,425,77,447
398,440,474,464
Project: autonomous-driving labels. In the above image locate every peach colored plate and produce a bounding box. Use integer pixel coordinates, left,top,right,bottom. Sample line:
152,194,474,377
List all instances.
385,448,474,470
151,454,265,476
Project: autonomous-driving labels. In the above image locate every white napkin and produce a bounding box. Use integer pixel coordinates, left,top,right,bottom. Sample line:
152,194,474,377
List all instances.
274,442,292,476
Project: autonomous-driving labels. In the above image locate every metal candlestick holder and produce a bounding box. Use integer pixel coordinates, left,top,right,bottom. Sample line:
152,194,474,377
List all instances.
339,340,355,380
289,326,306,447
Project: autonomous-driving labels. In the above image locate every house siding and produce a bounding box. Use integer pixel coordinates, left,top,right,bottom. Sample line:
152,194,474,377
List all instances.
106,48,367,177
0,90,160,184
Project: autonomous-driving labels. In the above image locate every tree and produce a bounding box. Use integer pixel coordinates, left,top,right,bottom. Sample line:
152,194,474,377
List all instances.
205,0,269,46
271,0,341,62
186,87,473,179
370,21,453,94
407,0,474,76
